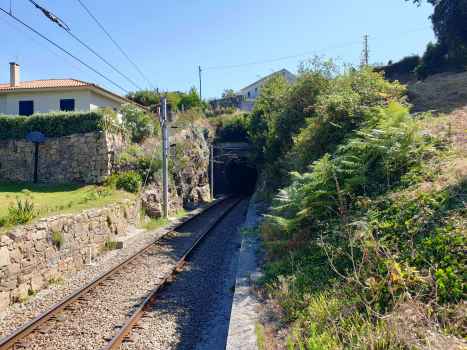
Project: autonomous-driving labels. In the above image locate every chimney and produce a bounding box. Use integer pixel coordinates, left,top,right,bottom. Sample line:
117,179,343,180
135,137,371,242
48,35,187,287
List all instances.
9,62,20,87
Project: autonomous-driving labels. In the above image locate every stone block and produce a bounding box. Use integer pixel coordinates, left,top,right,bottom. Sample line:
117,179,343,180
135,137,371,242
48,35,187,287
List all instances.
30,274,43,291
4,263,20,277
9,229,26,241
19,263,38,275
15,283,29,298
0,280,16,292
21,241,35,255
0,235,11,245
35,241,46,252
45,247,55,259
35,222,47,230
50,254,60,265
0,247,10,267
58,260,65,272
9,249,22,263
32,230,45,241
0,291,10,312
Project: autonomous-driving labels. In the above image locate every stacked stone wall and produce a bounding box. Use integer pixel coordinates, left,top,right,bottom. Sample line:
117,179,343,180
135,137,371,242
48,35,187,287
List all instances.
0,200,139,311
0,131,126,183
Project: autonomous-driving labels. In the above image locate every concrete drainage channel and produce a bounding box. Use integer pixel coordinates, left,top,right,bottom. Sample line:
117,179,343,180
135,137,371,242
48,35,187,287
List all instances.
0,195,263,349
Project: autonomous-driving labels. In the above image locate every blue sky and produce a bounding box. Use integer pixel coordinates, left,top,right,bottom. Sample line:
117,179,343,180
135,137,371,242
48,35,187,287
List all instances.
0,0,435,100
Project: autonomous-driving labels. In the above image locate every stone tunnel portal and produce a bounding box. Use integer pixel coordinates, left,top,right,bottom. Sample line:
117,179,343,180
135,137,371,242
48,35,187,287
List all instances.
225,157,257,194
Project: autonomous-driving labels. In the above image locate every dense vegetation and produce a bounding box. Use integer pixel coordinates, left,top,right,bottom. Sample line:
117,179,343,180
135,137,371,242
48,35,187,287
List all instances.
374,55,421,80
246,56,467,348
125,86,210,112
0,110,107,140
407,0,467,80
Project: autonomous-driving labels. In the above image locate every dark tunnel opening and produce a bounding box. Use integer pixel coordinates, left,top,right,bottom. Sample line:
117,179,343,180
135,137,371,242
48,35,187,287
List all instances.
225,158,258,194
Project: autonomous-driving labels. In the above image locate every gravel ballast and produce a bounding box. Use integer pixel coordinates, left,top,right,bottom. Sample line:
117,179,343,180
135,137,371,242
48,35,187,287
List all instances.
120,196,251,350
0,196,239,349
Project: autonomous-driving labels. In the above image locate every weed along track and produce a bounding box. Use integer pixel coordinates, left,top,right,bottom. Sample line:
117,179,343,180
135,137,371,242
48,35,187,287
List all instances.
0,195,244,350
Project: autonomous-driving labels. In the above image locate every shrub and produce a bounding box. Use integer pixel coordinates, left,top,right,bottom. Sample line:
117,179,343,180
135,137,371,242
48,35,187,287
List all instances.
374,55,421,78
120,104,155,143
6,198,37,224
105,174,119,189
51,230,64,247
216,115,249,142
116,171,142,193
0,110,105,141
105,235,116,250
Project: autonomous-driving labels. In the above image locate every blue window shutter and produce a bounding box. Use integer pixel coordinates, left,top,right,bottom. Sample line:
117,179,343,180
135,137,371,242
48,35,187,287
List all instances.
60,99,75,111
19,101,34,116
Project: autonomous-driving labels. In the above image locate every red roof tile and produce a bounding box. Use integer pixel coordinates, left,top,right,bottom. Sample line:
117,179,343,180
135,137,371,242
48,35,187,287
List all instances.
0,78,150,110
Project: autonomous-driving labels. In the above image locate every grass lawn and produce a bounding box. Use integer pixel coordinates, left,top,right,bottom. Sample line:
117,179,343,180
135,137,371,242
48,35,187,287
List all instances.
0,183,135,229
142,209,187,232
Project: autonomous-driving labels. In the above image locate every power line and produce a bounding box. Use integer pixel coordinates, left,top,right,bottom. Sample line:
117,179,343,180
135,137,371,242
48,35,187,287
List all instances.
0,15,110,90
0,8,129,93
163,71,197,90
371,27,431,40
25,0,143,91
65,30,143,91
203,40,362,71
77,0,157,90
28,0,70,31
202,27,432,71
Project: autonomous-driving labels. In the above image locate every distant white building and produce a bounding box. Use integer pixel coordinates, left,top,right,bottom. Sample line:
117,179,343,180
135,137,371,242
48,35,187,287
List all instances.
0,62,149,116
240,69,296,99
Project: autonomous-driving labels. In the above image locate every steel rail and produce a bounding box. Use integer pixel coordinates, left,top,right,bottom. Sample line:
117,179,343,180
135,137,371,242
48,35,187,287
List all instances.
104,195,246,349
0,195,233,350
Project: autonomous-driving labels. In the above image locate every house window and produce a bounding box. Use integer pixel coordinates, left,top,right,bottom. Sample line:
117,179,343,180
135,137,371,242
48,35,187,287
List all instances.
282,72,285,77
19,101,34,116
255,88,257,93
248,91,250,98
60,99,75,111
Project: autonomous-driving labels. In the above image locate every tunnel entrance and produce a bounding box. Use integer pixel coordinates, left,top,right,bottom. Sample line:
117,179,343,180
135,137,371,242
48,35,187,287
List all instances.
225,157,258,194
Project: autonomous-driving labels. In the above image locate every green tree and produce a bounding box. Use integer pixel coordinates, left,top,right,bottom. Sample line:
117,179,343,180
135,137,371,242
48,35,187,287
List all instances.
178,86,204,111
409,0,467,78
221,89,236,98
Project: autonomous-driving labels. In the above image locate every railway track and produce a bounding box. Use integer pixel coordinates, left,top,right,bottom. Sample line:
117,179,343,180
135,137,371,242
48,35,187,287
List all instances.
0,195,245,350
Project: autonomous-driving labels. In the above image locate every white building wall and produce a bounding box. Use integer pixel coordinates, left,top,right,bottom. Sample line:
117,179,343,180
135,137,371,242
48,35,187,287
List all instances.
0,95,6,114
243,70,296,99
4,89,91,115
90,91,124,113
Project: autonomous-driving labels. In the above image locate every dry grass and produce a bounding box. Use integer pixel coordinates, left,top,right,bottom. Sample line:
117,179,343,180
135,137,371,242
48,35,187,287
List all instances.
407,71,467,114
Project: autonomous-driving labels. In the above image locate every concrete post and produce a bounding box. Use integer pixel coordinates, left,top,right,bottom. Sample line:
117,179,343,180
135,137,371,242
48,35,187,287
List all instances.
210,144,214,200
86,247,92,265
162,96,169,218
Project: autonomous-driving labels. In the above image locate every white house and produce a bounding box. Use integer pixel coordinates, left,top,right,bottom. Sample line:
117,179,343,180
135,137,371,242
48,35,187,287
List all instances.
0,62,149,116
240,69,296,99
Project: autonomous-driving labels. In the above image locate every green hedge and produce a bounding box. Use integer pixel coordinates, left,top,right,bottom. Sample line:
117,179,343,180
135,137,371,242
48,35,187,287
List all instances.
0,110,105,140
374,55,421,78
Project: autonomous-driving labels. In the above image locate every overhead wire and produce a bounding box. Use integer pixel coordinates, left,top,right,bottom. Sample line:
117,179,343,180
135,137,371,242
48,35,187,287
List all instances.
25,0,143,91
202,27,432,71
163,71,197,90
77,0,157,90
28,0,69,30
64,30,143,91
0,16,110,89
0,7,129,93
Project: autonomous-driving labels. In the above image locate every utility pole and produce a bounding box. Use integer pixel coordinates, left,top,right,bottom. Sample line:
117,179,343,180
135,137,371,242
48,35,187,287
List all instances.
364,35,369,66
199,66,202,101
162,96,169,218
210,144,214,200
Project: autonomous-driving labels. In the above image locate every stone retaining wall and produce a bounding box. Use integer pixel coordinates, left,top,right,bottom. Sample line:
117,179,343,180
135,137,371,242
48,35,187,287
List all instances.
0,199,139,312
0,131,126,183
